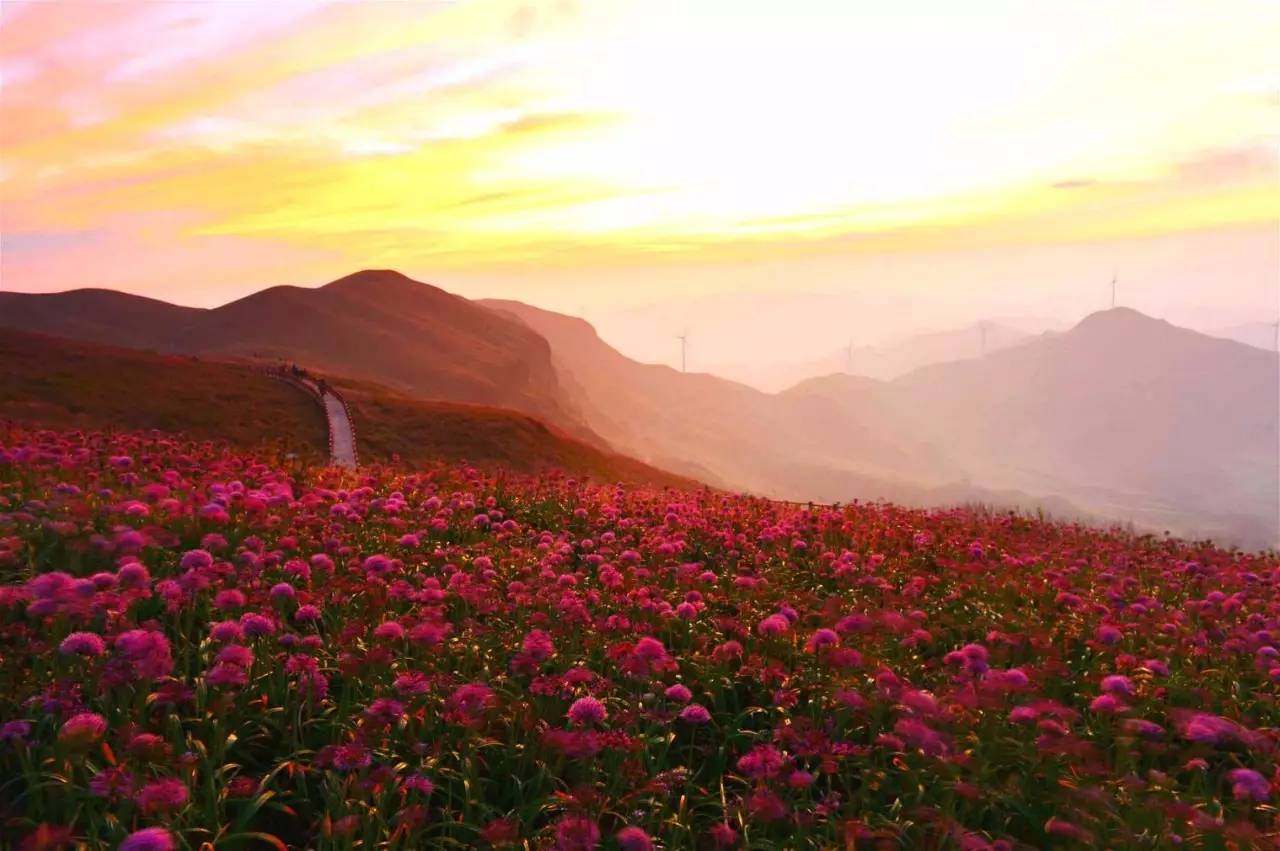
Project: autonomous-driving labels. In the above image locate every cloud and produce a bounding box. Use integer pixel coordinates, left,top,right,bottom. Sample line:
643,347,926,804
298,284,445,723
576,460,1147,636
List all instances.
1051,179,1098,189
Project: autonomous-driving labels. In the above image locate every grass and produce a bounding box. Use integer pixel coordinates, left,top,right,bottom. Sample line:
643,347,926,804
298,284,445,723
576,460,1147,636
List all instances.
0,330,327,460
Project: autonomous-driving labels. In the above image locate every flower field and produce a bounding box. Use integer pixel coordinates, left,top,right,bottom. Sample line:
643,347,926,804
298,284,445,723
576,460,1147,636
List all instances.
2,426,1278,849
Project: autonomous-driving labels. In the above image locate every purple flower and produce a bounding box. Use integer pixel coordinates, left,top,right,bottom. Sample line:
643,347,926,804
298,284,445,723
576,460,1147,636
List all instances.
1,720,33,743
1101,675,1134,696
1228,768,1270,801
805,628,840,651
239,612,276,638
134,777,188,813
59,632,106,657
119,827,176,851
180,549,214,570
214,589,245,609
567,696,608,726
114,628,173,681
89,765,136,801
404,773,435,795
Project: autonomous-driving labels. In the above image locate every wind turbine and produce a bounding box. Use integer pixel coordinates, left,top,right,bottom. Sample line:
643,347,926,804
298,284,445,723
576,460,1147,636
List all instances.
845,340,854,374
676,331,688,373
1111,272,1117,309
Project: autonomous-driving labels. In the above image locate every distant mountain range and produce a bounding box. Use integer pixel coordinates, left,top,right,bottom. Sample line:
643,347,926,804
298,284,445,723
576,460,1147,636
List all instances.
3,271,1276,548
705,321,1037,390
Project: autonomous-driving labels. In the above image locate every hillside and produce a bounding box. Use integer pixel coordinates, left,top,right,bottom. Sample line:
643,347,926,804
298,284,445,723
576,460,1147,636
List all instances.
484,299,972,502
0,330,695,487
0,271,592,441
0,330,328,457
332,377,699,487
0,288,201,349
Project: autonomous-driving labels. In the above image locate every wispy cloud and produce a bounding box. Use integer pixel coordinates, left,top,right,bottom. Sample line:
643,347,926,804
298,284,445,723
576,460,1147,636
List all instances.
1,0,1276,300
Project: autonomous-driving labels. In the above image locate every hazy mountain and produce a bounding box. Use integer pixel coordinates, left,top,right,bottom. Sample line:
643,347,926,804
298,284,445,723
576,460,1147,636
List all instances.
1213,321,1278,352
0,271,591,441
706,321,1035,390
483,298,1057,515
886,308,1279,545
491,299,1279,547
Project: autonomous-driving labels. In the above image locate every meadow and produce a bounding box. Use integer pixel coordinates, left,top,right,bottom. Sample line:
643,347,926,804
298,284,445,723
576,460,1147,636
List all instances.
2,426,1278,849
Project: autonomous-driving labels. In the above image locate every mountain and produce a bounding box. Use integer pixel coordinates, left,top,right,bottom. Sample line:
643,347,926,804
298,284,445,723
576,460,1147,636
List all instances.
0,288,201,348
0,271,590,440
1213,321,1278,352
887,308,1279,545
490,299,1279,547
0,329,691,487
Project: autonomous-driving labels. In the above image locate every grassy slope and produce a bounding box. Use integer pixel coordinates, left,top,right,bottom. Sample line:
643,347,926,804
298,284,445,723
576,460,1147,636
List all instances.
337,378,699,487
0,330,328,458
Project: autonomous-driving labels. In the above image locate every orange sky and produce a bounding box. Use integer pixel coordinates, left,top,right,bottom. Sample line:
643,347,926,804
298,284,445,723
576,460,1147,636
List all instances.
1,0,1277,340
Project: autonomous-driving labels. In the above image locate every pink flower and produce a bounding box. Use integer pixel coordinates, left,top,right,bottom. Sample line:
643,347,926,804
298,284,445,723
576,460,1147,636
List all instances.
58,712,107,749
567,696,608,726
114,629,173,681
664,683,692,703
373,621,405,641
616,826,654,851
757,614,790,637
522,629,555,661
708,822,738,848
449,682,495,716
679,703,711,724
294,604,321,622
134,777,188,813
1089,694,1128,714
553,814,600,850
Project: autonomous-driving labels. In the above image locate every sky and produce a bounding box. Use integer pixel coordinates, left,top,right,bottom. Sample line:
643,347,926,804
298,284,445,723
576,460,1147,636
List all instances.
1,0,1277,369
